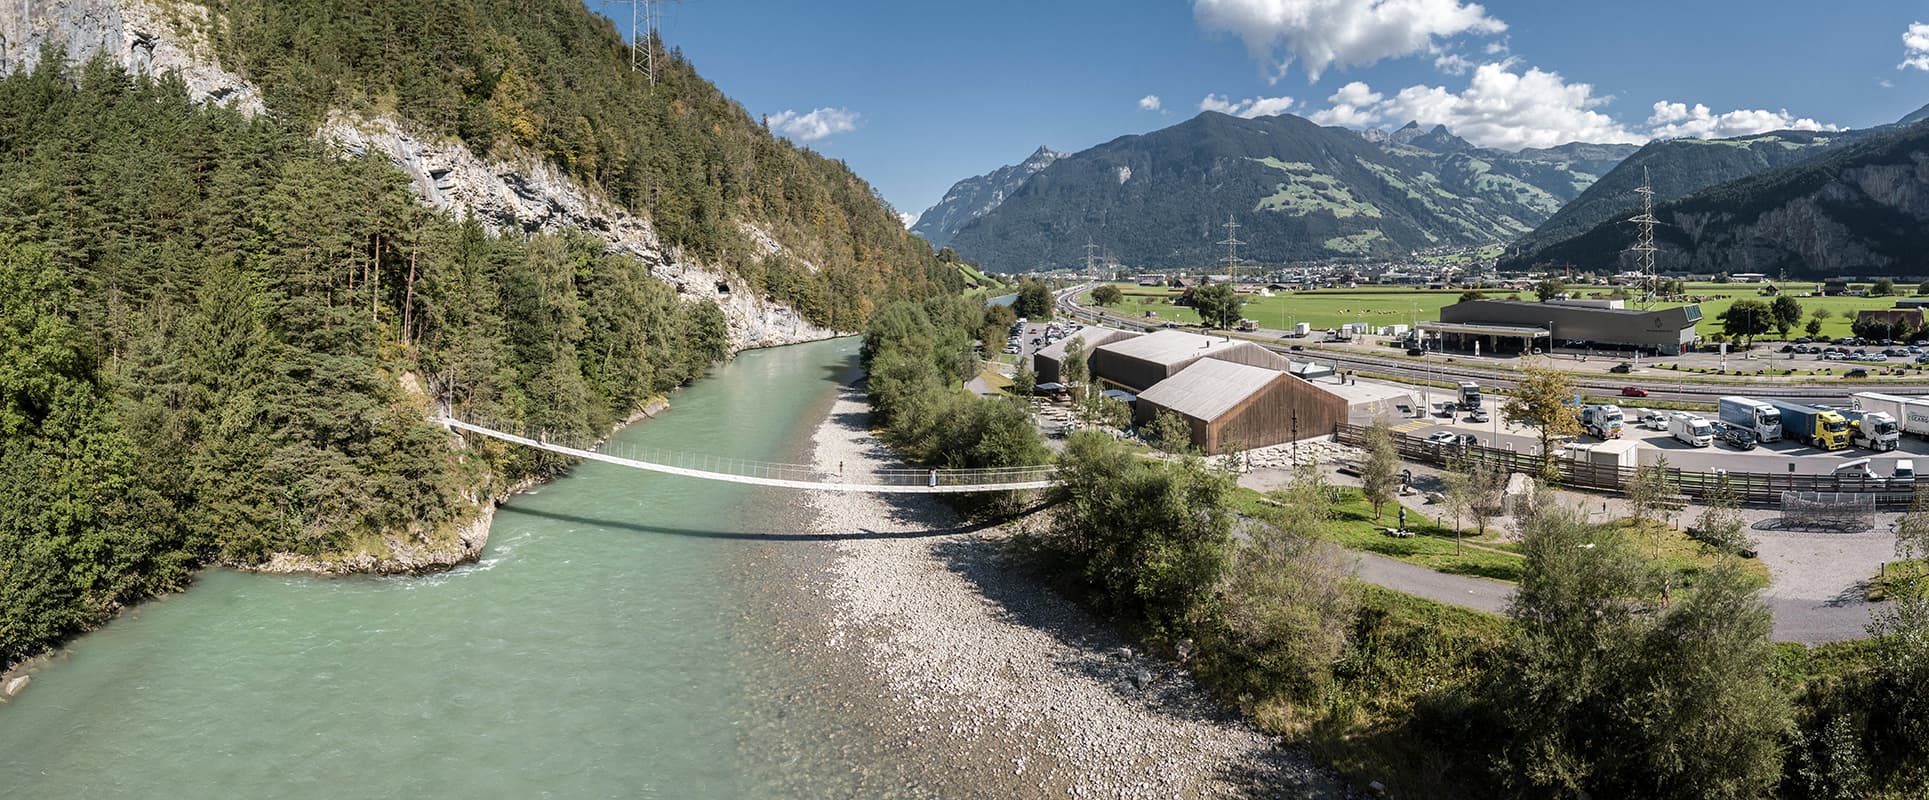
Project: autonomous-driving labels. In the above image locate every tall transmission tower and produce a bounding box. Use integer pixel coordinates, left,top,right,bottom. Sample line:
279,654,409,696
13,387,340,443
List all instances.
1084,240,1099,277
1626,167,1662,307
620,0,670,85
1217,215,1246,281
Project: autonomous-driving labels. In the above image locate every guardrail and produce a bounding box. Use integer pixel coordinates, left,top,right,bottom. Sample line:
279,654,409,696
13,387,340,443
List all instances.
1335,423,1922,508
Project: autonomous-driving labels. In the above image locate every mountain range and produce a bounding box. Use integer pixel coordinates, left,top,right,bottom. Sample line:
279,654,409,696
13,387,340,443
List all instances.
912,146,1064,247
926,113,1636,271
1507,118,1929,277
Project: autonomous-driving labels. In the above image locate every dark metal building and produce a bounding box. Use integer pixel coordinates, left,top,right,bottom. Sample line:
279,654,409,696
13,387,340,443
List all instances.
1424,299,1702,356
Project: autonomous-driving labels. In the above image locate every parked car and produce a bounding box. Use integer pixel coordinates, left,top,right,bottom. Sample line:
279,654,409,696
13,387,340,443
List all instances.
1711,420,1758,450
1435,401,1458,417
1467,407,1490,423
1846,368,1871,379
1406,347,1426,356
1620,386,1648,397
1289,344,1306,351
1608,362,1634,374
1425,431,1459,445
1641,412,1669,431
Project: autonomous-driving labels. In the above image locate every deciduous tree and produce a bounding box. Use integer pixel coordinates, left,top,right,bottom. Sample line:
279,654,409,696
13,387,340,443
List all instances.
1091,284,1124,306
1502,363,1583,482
1360,420,1400,519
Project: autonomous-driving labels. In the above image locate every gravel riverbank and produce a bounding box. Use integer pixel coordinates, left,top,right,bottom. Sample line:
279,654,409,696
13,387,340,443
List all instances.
807,382,1354,798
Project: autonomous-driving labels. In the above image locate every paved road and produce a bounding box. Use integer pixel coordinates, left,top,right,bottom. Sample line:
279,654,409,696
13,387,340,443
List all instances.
1350,552,1513,614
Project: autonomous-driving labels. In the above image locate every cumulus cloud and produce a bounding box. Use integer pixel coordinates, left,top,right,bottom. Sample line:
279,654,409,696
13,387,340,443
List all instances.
1902,22,1929,71
898,212,919,228
1198,93,1297,118
1193,0,1506,81
1307,81,1385,126
1139,94,1163,111
766,107,860,142
1432,50,1474,75
1646,102,1839,140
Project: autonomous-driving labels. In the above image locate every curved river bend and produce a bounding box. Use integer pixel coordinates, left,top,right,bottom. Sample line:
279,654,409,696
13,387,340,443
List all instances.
0,338,917,798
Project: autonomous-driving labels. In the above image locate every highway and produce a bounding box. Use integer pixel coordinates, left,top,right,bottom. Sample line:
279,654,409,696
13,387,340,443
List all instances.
1054,285,1929,405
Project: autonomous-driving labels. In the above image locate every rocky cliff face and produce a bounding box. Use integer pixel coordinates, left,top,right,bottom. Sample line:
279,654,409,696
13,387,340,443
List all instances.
2,0,835,353
321,113,833,352
0,0,261,112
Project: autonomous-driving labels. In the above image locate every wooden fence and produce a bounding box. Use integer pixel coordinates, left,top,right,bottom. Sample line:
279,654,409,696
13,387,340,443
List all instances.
1334,423,1922,509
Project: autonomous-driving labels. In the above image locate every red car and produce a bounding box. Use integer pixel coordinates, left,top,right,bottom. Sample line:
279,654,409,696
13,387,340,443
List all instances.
1620,386,1648,397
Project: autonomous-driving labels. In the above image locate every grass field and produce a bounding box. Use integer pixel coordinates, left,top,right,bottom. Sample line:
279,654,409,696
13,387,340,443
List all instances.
1084,281,1922,340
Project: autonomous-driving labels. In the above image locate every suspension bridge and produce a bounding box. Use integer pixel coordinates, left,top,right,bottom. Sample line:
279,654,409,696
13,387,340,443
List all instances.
438,418,1058,494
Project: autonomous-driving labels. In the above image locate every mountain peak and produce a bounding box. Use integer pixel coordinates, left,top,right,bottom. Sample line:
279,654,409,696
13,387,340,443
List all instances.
1901,103,1929,126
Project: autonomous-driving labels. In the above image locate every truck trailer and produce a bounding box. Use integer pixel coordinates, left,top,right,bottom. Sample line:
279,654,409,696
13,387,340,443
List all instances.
1851,392,1929,439
1581,404,1624,440
1458,381,1482,410
1668,412,1713,447
1717,396,1782,443
1769,400,1851,451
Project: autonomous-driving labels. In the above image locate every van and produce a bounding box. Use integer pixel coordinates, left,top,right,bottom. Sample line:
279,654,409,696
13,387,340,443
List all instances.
1896,459,1916,480
1833,459,1878,480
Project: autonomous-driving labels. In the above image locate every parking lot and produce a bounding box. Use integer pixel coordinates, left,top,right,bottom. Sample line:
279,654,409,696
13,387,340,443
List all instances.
1391,401,1929,477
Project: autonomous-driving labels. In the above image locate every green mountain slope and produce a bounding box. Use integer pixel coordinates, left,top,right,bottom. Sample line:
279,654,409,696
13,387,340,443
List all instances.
1512,129,1855,257
1507,121,1929,277
942,113,1635,271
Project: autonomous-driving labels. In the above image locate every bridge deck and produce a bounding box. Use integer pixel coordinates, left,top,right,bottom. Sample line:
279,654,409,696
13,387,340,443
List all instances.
439,418,1056,493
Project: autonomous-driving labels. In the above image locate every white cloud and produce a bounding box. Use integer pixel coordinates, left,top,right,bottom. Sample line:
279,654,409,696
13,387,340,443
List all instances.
1373,62,1640,149
1138,94,1163,111
1902,22,1929,71
1432,50,1474,75
766,107,860,142
898,212,919,228
1483,38,1508,55
1193,0,1506,82
1307,81,1385,126
1880,78,1896,89
1198,93,1297,118
1646,102,1839,140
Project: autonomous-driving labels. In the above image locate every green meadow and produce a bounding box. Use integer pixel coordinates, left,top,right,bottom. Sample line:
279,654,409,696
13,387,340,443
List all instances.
1083,281,1919,340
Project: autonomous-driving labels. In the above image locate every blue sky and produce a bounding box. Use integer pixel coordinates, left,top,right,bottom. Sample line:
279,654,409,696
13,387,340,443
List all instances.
588,1,1929,225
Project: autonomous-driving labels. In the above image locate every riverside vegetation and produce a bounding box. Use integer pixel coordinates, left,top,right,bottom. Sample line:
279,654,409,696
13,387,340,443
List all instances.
861,305,1929,797
0,38,957,671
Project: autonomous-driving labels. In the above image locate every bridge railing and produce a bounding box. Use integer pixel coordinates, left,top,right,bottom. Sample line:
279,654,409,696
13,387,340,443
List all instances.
441,416,1058,489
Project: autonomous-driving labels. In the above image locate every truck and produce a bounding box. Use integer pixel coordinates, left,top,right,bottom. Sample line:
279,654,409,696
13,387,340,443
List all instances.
1851,392,1929,439
1768,399,1852,451
1667,412,1713,447
1580,404,1624,439
1457,381,1482,410
1717,396,1782,443
1237,318,1258,332
1837,408,1900,451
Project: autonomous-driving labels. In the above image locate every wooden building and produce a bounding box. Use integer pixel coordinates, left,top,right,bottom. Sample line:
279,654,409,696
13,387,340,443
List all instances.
1032,328,1140,385
1089,329,1290,392
1132,359,1348,454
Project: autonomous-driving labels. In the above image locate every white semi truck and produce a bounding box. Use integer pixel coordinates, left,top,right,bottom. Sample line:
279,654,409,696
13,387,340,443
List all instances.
1668,412,1713,447
1717,396,1782,443
1852,392,1929,439
1580,404,1624,440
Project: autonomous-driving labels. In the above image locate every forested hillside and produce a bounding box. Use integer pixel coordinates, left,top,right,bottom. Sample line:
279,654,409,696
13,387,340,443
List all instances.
1513,120,1929,277
0,0,959,670
203,0,954,329
1511,129,1855,258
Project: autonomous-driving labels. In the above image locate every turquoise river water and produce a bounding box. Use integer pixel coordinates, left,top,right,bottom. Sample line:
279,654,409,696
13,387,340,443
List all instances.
0,337,929,798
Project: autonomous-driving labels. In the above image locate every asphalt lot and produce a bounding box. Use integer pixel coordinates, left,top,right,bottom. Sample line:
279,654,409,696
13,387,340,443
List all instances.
1393,405,1929,476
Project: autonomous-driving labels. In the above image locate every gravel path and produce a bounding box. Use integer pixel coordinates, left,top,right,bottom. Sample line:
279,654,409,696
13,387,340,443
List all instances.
808,383,1354,799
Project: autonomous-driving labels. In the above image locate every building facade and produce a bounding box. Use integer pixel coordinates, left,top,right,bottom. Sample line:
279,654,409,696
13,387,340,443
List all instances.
1426,299,1702,356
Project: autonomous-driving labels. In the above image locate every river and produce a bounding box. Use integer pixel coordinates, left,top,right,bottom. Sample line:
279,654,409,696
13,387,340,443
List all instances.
0,337,915,798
